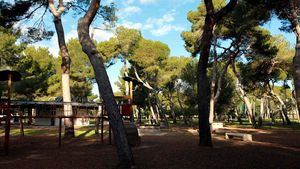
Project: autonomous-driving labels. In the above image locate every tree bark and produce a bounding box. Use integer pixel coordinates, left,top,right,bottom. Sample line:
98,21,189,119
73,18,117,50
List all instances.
197,0,237,147
209,33,217,124
77,0,134,168
290,0,300,116
49,0,74,138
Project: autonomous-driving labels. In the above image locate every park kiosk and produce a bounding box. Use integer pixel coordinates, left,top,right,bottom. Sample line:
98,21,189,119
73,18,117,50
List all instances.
0,69,22,155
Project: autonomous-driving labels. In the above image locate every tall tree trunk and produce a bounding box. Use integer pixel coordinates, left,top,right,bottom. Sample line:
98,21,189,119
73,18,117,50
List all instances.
290,0,300,116
48,0,74,137
77,0,134,168
209,33,217,124
197,0,237,147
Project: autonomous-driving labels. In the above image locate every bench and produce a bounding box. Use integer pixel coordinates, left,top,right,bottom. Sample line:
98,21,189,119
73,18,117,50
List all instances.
225,132,252,141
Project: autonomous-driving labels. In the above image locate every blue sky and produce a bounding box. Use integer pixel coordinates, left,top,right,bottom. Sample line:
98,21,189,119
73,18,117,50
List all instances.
11,0,295,96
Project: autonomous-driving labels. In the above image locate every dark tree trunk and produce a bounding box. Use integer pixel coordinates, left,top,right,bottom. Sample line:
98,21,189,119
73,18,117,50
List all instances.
137,106,142,124
197,18,214,146
196,0,237,147
77,0,134,168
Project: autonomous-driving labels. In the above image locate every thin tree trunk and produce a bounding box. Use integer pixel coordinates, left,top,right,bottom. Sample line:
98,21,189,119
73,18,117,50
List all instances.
168,92,176,124
209,33,217,124
49,0,74,137
214,54,233,104
137,106,142,124
95,106,101,135
154,104,161,121
258,97,264,127
148,99,158,124
77,0,134,168
176,88,188,125
270,89,291,125
153,93,169,127
232,61,256,127
292,91,300,122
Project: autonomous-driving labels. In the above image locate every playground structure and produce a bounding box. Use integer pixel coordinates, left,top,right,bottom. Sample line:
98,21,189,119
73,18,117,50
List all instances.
0,70,141,155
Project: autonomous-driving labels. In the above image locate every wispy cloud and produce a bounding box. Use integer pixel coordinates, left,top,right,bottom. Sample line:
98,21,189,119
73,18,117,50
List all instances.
123,6,141,14
120,10,185,36
121,20,143,30
139,0,157,5
123,0,135,5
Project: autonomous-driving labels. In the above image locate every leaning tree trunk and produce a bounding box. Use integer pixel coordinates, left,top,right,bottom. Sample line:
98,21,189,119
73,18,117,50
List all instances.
197,0,237,147
77,0,134,168
290,0,300,116
48,0,74,137
232,61,256,127
271,90,291,125
148,99,158,124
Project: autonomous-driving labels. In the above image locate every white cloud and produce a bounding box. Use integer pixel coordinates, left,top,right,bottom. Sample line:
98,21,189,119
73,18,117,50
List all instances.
123,6,142,14
119,10,185,36
123,0,135,5
139,0,157,5
92,29,114,42
146,11,175,26
65,29,78,41
142,10,184,36
120,21,143,30
150,25,184,36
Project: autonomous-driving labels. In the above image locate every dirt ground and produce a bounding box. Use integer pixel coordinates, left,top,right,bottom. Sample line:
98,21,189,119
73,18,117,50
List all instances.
1,126,300,169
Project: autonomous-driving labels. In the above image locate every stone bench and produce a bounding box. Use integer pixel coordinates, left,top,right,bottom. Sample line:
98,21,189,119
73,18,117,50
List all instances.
225,132,252,141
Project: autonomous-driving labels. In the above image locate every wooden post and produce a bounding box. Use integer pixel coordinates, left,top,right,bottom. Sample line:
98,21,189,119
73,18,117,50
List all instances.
58,117,62,147
27,107,32,125
101,105,104,144
129,81,133,102
20,108,24,137
95,105,101,135
129,81,134,122
109,123,112,145
4,73,12,155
